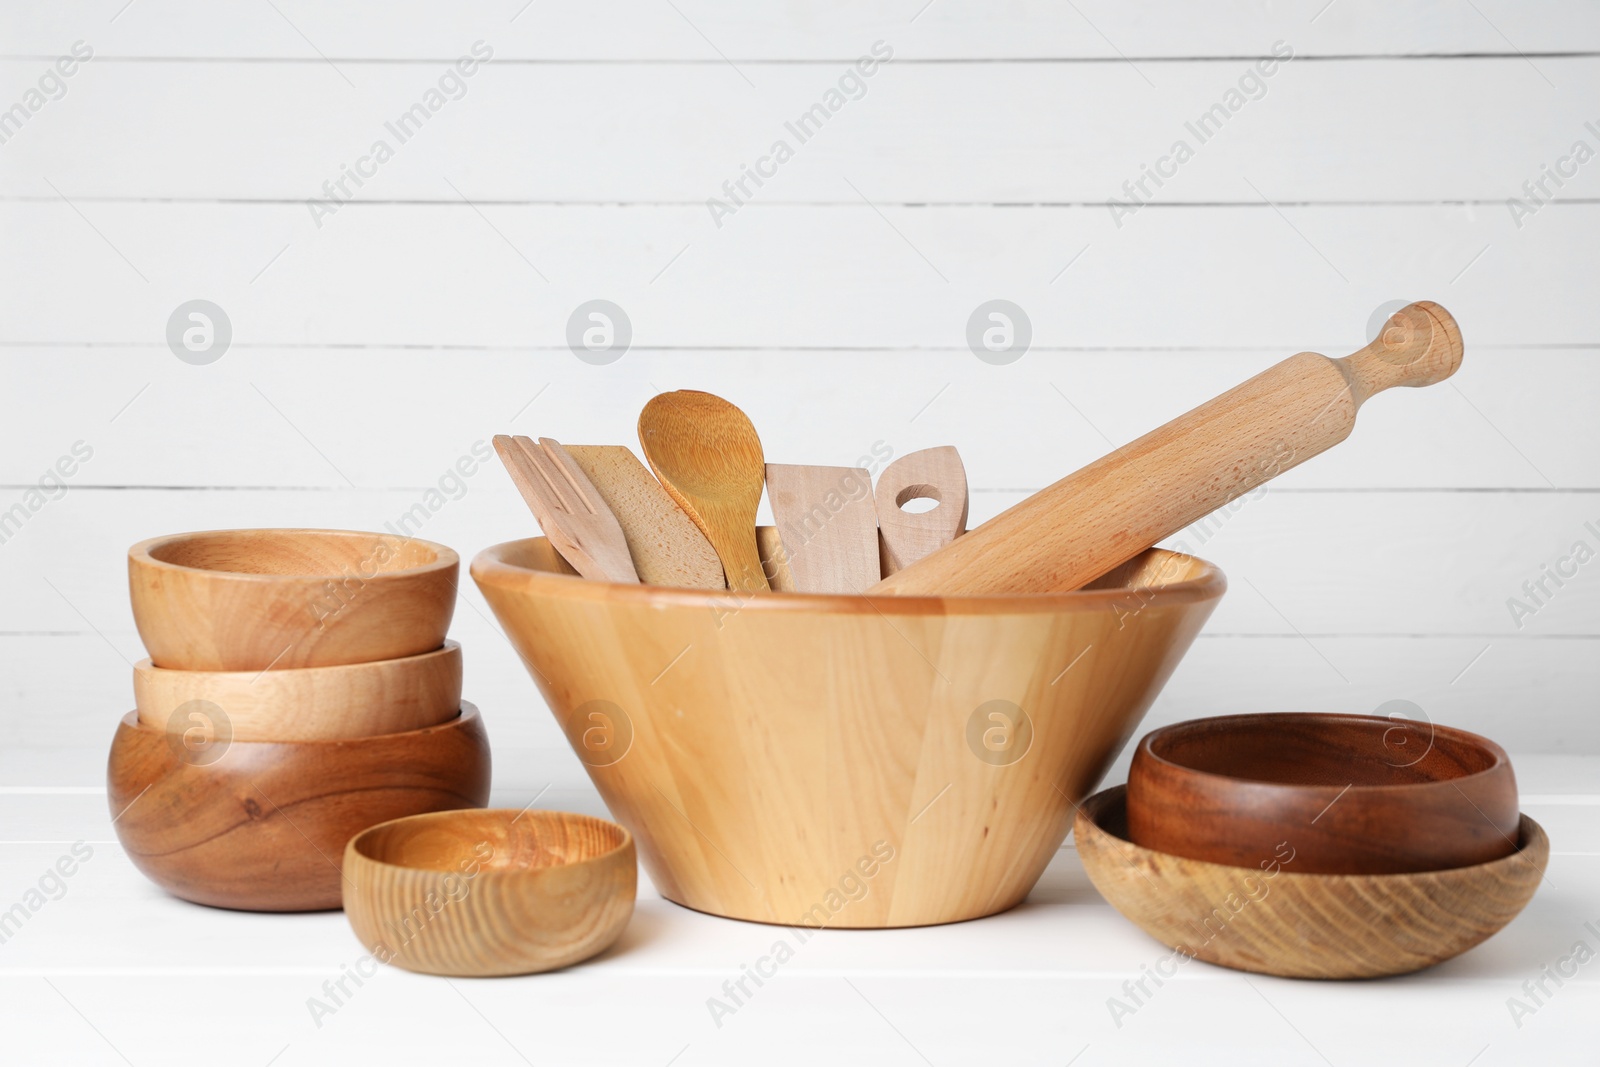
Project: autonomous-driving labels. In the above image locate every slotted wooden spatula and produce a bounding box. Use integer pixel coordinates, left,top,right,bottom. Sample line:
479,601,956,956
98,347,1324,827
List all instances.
871,301,1464,597
493,434,640,583
874,446,968,576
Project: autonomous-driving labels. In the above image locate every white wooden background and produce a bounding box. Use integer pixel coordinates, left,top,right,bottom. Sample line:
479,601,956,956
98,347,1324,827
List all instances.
3,3,1600,1065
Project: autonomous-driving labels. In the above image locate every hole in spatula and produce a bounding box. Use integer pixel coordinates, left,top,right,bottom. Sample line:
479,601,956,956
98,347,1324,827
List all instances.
896,484,942,514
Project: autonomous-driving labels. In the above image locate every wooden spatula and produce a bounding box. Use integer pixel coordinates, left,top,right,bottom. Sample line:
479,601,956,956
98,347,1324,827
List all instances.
874,446,968,577
638,390,770,592
565,444,725,589
765,464,880,593
492,434,640,583
871,301,1464,597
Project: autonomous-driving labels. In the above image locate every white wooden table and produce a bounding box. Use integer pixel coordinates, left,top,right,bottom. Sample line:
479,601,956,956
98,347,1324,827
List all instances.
4,756,1595,1066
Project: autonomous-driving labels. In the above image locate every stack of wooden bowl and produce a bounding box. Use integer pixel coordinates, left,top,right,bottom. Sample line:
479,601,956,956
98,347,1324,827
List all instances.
109,529,492,911
1075,713,1547,979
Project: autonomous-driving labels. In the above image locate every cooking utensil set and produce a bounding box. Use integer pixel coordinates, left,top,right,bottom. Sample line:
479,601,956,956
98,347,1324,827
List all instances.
105,301,1545,979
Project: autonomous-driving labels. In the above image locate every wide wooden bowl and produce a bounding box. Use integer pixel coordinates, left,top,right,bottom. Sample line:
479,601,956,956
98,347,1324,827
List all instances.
1127,713,1520,874
107,703,491,911
133,641,463,742
1076,786,1546,979
343,809,636,977
472,536,1225,928
129,529,459,671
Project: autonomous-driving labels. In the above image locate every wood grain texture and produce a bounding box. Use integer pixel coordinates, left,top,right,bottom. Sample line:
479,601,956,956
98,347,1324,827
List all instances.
472,537,1224,927
1127,713,1520,874
873,302,1465,596
638,390,769,592
133,642,462,742
343,809,636,977
765,464,880,594
1076,786,1547,979
754,525,797,593
128,529,459,671
492,435,640,583
565,444,724,590
107,703,491,911
874,446,968,577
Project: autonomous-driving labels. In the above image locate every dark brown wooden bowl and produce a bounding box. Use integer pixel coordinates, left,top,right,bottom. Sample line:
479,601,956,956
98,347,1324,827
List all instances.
107,702,491,911
1126,713,1519,874
1077,786,1547,979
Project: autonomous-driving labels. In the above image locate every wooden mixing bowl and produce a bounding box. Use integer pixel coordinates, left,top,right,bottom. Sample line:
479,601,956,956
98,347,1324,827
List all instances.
133,641,463,741
472,536,1225,928
108,703,491,911
129,529,459,671
343,809,636,977
1076,786,1546,979
1127,713,1520,874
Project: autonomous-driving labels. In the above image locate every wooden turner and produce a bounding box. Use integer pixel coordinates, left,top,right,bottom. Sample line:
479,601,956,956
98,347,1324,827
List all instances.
493,434,640,583
765,464,880,593
565,444,725,589
871,301,1464,597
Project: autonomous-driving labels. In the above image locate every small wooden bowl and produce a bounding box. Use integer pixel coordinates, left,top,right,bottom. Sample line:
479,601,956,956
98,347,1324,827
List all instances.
108,703,491,911
343,809,636,977
1077,786,1547,979
133,641,463,741
129,529,459,671
1127,713,1520,874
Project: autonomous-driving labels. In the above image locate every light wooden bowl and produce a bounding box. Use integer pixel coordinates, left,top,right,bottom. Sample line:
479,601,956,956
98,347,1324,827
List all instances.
1127,712,1520,874
133,641,463,742
1076,786,1547,979
129,529,459,671
472,536,1225,928
343,809,636,977
108,703,491,911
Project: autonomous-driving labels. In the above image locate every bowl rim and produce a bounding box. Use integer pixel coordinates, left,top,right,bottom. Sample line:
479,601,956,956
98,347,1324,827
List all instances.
472,537,1226,614
129,528,460,583
345,808,635,881
1134,712,1513,798
1080,784,1547,884
116,699,479,747
133,639,462,681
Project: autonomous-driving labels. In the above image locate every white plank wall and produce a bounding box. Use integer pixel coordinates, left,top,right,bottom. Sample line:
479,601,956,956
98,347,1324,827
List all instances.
1,1,1596,785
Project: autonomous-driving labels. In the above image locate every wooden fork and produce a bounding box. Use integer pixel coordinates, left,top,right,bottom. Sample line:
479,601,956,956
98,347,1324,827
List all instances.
493,435,640,583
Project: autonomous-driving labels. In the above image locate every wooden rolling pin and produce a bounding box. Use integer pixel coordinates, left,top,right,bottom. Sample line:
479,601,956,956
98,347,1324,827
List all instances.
871,301,1463,597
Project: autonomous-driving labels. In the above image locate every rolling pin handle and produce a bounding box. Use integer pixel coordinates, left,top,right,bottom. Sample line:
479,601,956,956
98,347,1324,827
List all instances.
1338,300,1464,406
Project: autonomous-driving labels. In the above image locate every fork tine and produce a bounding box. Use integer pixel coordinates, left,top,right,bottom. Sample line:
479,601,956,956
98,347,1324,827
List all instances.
539,437,599,515
513,434,573,512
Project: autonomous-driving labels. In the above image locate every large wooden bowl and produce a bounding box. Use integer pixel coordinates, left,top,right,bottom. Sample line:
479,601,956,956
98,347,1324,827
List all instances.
472,537,1224,928
1127,713,1520,874
1076,786,1546,979
343,809,636,977
129,529,459,671
107,703,491,911
133,641,463,742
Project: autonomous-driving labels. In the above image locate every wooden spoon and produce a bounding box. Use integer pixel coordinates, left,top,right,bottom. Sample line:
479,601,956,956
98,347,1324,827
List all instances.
872,301,1463,596
638,391,770,592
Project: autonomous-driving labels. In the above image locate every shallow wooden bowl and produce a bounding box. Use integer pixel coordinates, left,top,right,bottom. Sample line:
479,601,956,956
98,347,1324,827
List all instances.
133,641,463,742
343,809,636,977
472,536,1225,928
108,703,491,911
1077,786,1546,979
129,529,459,671
1127,712,1520,874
